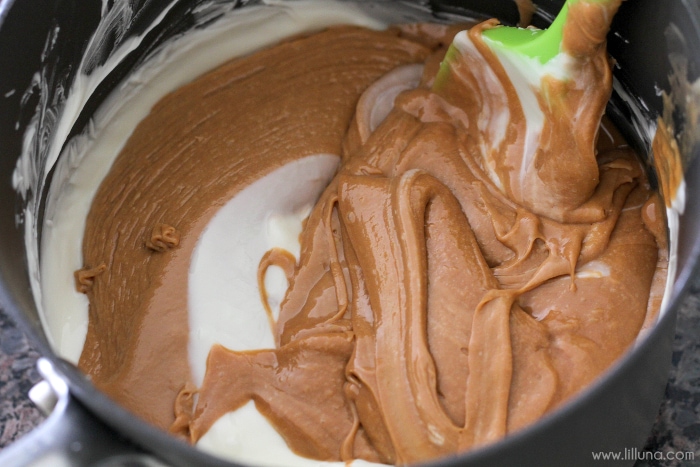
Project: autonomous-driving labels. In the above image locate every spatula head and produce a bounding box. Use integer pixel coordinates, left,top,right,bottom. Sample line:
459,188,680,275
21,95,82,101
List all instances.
481,1,570,64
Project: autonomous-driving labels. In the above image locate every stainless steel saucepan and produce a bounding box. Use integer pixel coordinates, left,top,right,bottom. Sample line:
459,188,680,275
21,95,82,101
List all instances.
0,0,699,465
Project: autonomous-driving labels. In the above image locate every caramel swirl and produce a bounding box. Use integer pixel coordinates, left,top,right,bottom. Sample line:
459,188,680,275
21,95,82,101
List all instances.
146,223,181,252
257,247,297,334
170,382,197,440
77,16,667,466
78,25,434,433
74,263,107,294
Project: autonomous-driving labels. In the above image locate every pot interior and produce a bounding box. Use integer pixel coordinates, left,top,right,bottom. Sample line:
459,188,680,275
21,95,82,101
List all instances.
1,1,700,466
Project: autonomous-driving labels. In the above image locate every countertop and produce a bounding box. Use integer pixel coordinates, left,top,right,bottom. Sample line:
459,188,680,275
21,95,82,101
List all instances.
1,276,699,466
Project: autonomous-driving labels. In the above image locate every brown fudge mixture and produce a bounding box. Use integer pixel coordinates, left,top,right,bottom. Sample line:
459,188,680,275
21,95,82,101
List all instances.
75,1,669,464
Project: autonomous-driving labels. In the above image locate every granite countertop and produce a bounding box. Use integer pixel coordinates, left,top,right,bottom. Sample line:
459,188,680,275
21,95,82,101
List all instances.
1,277,699,466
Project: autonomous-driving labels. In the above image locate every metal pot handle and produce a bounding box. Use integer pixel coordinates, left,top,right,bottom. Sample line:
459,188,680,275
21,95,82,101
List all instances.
0,358,167,467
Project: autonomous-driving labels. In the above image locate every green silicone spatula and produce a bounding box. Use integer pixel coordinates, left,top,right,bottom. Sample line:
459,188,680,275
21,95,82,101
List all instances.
484,0,622,64
430,0,622,217
435,0,619,87
480,0,573,65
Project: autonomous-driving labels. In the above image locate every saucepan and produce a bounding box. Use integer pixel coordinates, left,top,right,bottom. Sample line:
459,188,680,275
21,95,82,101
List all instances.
0,0,698,466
